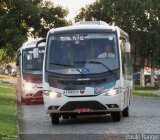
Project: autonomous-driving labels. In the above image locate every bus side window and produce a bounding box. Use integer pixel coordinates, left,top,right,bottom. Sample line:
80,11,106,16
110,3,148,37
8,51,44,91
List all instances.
120,38,126,76
120,37,132,77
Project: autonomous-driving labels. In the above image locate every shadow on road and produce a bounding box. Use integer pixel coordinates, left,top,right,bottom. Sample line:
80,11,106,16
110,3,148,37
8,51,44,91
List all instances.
59,115,113,125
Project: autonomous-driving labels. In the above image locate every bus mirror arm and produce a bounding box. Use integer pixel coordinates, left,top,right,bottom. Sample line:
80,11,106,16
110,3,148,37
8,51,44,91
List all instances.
34,38,46,58
35,38,46,48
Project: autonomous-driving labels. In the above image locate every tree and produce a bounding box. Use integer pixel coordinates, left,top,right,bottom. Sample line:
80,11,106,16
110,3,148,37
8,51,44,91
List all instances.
0,0,69,66
75,0,160,86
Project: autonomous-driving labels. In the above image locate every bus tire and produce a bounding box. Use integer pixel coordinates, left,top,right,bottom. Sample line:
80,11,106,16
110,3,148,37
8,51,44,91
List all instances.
122,106,129,117
112,112,121,122
51,114,59,124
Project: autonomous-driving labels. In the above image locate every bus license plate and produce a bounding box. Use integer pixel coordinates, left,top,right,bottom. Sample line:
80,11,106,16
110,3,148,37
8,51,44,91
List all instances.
74,108,91,113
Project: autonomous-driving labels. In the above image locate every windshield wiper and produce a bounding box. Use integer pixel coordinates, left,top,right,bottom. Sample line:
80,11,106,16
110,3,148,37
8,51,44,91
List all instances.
74,60,112,74
49,62,84,76
25,68,41,71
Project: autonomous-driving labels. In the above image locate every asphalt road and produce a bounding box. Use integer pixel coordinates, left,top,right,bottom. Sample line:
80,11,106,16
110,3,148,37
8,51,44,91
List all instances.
18,96,160,140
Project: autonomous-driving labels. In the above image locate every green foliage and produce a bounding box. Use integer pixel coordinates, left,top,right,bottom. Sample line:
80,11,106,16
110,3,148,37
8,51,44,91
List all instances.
0,82,17,137
75,0,160,68
0,0,69,65
134,85,159,90
133,84,160,97
133,91,160,97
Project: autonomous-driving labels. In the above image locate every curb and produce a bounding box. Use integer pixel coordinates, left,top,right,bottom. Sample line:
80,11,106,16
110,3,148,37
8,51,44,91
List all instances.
16,103,21,140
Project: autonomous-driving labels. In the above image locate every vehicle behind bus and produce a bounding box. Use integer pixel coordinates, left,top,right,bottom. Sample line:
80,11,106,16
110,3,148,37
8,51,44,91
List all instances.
42,21,133,124
16,40,45,104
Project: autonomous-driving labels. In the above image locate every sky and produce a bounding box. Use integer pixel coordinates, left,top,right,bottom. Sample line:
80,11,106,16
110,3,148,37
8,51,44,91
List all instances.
53,0,96,22
28,0,96,41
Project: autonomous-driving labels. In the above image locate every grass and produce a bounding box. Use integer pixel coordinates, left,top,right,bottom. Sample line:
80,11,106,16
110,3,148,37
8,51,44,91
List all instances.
0,82,17,137
0,74,13,80
133,85,160,97
134,85,159,90
0,74,159,138
133,90,160,97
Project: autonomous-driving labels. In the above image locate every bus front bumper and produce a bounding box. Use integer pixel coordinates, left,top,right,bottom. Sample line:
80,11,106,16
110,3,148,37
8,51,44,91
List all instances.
43,93,124,114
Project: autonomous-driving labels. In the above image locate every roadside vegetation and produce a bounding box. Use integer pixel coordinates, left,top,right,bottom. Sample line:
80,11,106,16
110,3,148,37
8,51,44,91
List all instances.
0,76,17,137
133,85,160,97
0,74,159,138
0,74,14,80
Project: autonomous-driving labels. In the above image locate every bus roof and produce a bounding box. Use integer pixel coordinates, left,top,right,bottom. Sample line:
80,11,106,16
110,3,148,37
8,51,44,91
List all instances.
21,41,45,50
48,21,128,37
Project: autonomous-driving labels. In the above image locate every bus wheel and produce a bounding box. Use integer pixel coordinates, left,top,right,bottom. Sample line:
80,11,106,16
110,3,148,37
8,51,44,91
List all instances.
51,114,59,124
112,112,121,122
122,107,129,117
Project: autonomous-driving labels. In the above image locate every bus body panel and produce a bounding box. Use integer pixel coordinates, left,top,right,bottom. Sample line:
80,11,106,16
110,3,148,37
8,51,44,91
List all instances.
43,21,133,123
17,41,45,104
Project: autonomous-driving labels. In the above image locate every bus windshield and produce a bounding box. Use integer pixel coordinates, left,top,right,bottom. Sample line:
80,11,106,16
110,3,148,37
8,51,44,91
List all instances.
22,47,45,73
47,33,119,74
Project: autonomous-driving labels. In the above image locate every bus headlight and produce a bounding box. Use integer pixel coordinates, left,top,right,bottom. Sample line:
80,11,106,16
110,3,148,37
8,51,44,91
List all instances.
103,88,122,96
44,90,61,98
24,83,35,92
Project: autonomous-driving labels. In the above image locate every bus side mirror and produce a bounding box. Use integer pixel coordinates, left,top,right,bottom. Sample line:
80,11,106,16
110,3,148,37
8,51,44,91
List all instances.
33,48,39,58
33,38,46,58
125,42,131,53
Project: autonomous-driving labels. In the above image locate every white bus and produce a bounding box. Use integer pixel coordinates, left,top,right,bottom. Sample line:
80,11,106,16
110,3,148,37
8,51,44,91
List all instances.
42,21,133,124
16,40,45,105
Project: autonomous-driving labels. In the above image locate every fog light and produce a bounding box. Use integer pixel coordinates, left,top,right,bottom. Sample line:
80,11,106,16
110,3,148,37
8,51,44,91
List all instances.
51,106,56,110
48,106,59,110
44,90,49,96
107,104,119,108
111,104,115,108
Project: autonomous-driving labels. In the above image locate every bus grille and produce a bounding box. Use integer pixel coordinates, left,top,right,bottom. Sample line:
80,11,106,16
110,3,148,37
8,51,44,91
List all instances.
60,101,107,111
33,91,43,97
48,78,107,87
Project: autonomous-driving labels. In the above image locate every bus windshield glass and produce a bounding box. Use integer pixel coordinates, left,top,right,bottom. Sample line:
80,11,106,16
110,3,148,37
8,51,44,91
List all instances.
47,33,119,74
22,47,45,73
